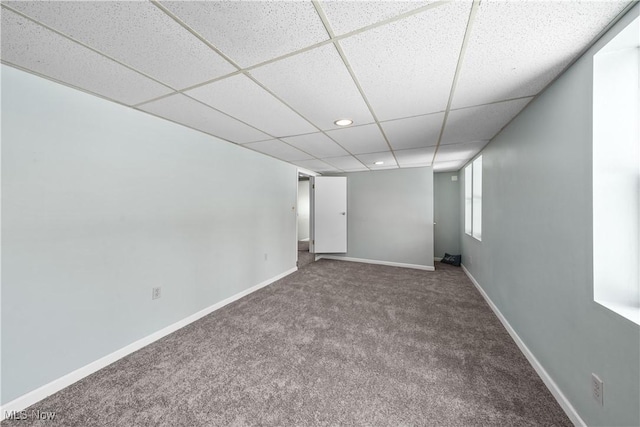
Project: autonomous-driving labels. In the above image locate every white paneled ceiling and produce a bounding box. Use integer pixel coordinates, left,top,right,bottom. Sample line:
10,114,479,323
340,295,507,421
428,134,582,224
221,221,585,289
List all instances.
0,0,632,173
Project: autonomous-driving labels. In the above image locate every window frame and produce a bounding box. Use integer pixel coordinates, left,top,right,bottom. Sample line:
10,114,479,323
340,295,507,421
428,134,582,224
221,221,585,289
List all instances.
464,155,483,241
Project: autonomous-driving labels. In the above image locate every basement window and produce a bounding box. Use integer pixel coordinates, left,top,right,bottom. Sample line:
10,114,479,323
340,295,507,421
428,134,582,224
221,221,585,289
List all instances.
464,155,482,241
592,15,640,325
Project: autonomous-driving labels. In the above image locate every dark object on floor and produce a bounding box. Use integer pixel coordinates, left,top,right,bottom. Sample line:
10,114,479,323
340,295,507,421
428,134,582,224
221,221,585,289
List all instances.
441,253,462,266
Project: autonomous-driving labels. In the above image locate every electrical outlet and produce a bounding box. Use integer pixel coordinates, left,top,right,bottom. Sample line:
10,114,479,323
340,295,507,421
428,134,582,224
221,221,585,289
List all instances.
152,287,161,300
592,373,604,406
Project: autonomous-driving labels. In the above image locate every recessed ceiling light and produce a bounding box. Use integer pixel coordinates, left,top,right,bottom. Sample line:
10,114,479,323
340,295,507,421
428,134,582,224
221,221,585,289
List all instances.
374,161,384,165
334,119,353,127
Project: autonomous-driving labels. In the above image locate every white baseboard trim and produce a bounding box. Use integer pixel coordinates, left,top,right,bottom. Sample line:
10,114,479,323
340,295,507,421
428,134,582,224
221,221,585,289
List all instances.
434,257,443,262
299,238,310,242
318,255,435,271
0,267,297,420
460,264,586,427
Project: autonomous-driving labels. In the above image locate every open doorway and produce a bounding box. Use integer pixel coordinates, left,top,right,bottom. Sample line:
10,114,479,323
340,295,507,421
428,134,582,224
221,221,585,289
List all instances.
297,171,314,269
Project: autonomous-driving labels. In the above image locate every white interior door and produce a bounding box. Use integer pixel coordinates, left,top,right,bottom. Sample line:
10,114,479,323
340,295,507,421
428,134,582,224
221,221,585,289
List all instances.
310,176,347,253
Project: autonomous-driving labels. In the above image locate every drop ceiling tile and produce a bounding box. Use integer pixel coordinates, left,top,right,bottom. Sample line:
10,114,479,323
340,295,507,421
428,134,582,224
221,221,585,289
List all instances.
339,1,471,121
139,94,269,144
355,151,399,169
322,155,368,171
250,44,374,131
395,147,436,167
0,10,171,106
325,124,389,154
319,1,435,36
185,74,316,138
442,98,532,145
294,159,341,173
381,113,444,150
435,141,487,163
159,1,329,68
283,133,350,159
433,159,467,172
243,140,314,162
452,0,629,108
4,1,235,90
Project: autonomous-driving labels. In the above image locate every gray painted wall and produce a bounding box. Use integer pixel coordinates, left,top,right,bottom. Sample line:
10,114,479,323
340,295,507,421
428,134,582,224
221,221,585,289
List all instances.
1,66,297,404
460,5,639,426
330,168,434,268
434,172,460,258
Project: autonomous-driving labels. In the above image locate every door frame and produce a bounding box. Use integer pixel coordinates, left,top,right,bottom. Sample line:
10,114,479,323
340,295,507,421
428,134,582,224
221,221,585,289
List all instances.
296,167,318,268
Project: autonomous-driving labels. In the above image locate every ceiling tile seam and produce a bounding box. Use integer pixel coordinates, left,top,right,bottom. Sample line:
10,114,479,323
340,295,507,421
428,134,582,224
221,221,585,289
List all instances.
0,3,177,97
132,107,245,146
133,70,245,107
456,0,640,170
153,0,367,172
450,95,537,112
430,0,480,165
180,92,282,140
312,0,399,169
150,0,243,71
0,60,147,111
438,1,639,171
241,71,372,171
241,145,330,172
242,0,453,74
0,12,340,175
0,60,292,166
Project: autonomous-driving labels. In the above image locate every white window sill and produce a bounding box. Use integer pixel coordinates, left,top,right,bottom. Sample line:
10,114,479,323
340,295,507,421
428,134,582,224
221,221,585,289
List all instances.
595,299,640,326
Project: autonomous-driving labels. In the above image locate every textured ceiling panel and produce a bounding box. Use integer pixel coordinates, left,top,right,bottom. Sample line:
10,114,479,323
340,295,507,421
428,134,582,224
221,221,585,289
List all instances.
250,43,374,131
395,147,436,167
381,113,444,150
324,124,389,154
283,133,350,159
0,10,171,106
442,98,532,145
160,1,329,68
452,0,629,108
340,1,471,121
3,1,235,90
322,155,368,171
293,159,341,173
139,94,269,144
355,152,399,169
186,74,316,138
243,140,314,162
319,0,434,35
434,141,487,163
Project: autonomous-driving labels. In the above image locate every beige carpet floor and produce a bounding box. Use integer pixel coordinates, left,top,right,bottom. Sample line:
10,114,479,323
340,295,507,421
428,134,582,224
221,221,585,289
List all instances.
1,260,571,426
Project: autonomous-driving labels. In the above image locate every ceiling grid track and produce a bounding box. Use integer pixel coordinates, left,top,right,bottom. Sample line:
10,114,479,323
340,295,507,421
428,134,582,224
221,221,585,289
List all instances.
430,0,480,166
2,0,631,173
313,0,400,169
152,0,362,172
